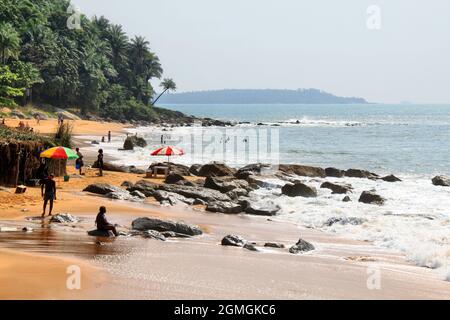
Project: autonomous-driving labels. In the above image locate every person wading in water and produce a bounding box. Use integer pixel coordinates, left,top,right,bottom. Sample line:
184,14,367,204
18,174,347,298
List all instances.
41,174,56,217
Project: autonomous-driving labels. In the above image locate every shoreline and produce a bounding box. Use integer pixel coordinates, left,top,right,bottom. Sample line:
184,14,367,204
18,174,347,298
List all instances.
1,118,450,299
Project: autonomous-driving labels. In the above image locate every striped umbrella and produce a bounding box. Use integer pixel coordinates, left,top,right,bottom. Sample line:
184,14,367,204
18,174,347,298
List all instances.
40,147,79,160
151,146,184,162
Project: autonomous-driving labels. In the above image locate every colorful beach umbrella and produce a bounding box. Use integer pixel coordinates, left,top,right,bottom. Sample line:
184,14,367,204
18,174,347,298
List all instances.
40,146,79,160
151,146,184,162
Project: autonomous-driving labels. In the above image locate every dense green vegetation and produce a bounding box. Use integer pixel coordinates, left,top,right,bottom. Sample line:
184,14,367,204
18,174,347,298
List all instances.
0,124,55,145
0,0,175,121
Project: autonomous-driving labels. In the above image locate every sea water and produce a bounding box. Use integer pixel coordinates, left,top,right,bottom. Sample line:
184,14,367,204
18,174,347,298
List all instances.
83,103,450,279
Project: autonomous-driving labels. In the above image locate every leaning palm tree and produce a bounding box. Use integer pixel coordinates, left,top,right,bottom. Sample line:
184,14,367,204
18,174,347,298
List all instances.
0,23,21,65
152,78,176,105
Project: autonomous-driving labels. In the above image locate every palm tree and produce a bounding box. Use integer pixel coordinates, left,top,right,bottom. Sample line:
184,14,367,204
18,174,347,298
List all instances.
0,23,21,65
152,78,176,105
107,24,128,68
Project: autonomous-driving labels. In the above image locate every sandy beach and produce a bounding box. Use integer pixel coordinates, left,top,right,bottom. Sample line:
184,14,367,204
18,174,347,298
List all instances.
1,118,450,300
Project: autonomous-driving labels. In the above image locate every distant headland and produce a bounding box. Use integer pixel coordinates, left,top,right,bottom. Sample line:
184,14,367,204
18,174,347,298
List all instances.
157,89,368,104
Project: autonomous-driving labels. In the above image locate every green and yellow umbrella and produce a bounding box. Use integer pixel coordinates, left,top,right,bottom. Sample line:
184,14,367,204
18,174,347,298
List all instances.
40,147,79,160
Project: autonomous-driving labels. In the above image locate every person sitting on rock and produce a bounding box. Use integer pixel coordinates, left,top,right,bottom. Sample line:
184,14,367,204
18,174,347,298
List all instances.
95,206,118,236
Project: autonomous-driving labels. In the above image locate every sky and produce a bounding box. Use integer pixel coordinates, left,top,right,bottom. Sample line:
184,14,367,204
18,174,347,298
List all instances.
72,0,450,103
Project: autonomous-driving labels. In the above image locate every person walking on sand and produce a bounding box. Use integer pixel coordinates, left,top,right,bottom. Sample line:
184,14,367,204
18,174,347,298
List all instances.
75,148,84,175
108,131,111,143
97,149,104,176
95,206,119,236
41,174,56,217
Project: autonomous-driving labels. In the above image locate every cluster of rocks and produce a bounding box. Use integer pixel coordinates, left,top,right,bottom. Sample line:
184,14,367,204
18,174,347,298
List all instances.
221,234,314,254
83,162,404,212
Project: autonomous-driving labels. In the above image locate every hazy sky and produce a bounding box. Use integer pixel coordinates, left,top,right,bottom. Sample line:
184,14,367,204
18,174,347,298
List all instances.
73,0,450,103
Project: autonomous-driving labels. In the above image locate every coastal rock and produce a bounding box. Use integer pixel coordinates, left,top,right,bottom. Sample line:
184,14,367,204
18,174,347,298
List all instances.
87,229,114,237
127,180,159,197
244,201,281,216
289,239,315,254
159,184,232,203
235,163,273,179
264,242,285,249
325,167,345,178
50,213,78,223
432,176,450,187
243,243,258,251
324,217,367,227
226,188,249,200
105,190,141,201
193,198,207,206
342,196,351,202
197,162,237,177
189,164,202,176
153,190,194,206
221,235,246,247
123,137,134,150
345,169,379,180
165,172,185,184
359,191,386,205
132,217,203,236
160,231,191,238
142,230,166,241
382,175,402,182
204,176,251,193
206,201,243,214
320,182,352,194
278,164,326,178
281,183,317,198
92,162,139,173
129,190,146,199
129,136,147,148
121,181,134,187
56,109,81,120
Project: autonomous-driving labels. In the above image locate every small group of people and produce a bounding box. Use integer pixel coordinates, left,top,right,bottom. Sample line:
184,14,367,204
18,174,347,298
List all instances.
17,121,34,132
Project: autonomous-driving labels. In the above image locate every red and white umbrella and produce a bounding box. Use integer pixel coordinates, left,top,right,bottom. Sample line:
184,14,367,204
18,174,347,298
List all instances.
151,146,185,162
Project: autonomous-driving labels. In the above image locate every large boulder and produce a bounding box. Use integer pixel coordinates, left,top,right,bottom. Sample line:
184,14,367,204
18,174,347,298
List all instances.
325,167,345,178
132,217,203,236
152,190,195,206
197,162,237,177
278,164,326,178
206,201,243,214
127,180,159,197
235,163,273,179
289,238,315,254
345,169,379,180
189,164,202,176
281,183,317,198
83,183,124,195
56,109,81,120
359,191,386,205
165,172,186,184
244,201,281,216
320,182,352,194
11,110,26,119
432,176,450,187
382,175,402,182
123,137,134,150
92,161,141,174
129,135,147,148
204,176,251,193
32,111,48,120
221,235,246,247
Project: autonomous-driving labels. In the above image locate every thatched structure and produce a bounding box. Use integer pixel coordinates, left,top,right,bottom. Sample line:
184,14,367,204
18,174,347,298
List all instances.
0,126,57,187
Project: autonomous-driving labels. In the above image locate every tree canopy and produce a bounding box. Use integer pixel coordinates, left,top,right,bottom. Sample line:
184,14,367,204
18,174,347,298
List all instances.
0,0,173,121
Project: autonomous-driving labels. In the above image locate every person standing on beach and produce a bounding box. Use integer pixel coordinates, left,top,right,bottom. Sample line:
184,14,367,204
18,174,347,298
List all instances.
108,131,111,143
40,174,56,217
95,206,118,236
75,148,84,175
97,149,104,176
